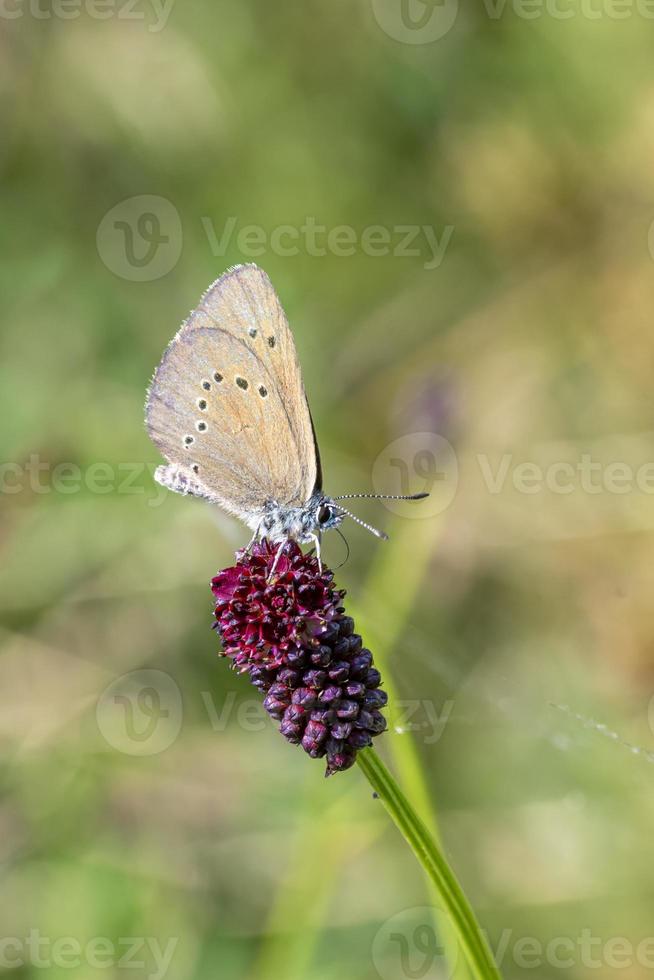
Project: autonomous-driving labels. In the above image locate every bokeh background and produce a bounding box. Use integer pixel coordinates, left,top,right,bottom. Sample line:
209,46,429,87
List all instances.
2,1,654,977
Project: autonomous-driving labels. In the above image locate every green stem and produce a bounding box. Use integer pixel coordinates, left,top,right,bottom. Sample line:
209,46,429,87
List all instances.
356,747,502,980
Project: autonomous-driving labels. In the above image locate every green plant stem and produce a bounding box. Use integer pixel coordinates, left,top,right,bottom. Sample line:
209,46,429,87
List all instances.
357,747,502,980
352,517,469,979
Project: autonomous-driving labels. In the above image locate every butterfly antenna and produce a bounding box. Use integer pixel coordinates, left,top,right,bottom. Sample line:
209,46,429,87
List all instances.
332,505,389,541
333,492,430,501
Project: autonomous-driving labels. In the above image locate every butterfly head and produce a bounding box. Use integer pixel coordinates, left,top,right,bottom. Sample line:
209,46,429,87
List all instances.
314,498,344,534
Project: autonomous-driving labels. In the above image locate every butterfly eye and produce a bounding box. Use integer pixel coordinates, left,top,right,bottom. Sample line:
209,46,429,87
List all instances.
317,505,332,525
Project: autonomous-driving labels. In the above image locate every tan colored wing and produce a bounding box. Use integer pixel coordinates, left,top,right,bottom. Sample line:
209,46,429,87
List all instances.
145,265,319,516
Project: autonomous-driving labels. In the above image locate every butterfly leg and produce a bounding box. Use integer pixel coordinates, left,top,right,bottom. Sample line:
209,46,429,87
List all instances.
267,541,285,582
309,532,322,573
245,524,262,553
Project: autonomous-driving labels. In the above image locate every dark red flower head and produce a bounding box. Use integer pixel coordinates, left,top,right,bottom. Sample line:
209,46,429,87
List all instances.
211,539,387,775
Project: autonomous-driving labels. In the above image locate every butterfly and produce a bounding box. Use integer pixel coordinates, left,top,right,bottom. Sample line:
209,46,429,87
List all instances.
145,264,426,563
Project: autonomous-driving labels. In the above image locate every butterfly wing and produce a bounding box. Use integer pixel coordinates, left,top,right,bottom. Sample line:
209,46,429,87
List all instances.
145,264,321,519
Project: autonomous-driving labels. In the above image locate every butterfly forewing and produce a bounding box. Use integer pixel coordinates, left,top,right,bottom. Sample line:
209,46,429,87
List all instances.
146,265,319,517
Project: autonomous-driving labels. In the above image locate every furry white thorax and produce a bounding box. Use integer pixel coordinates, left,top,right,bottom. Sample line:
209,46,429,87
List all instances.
250,492,344,544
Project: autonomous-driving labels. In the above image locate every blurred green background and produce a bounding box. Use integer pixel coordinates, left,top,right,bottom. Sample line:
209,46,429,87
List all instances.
2,1,654,978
